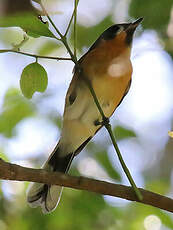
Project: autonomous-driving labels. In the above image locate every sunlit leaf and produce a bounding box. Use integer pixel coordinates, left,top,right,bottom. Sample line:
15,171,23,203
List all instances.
113,125,136,141
0,13,55,38
0,88,34,137
20,62,48,99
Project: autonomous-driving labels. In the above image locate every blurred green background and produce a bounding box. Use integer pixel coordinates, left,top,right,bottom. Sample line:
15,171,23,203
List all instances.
0,0,173,229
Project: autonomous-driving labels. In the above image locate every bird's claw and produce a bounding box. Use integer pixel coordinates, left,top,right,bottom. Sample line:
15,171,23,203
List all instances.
94,117,110,126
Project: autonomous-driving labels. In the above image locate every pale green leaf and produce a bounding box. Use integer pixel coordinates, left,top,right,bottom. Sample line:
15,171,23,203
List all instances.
114,125,136,141
20,62,48,99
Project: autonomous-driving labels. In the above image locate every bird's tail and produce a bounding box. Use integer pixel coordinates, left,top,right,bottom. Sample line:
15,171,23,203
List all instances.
27,144,74,214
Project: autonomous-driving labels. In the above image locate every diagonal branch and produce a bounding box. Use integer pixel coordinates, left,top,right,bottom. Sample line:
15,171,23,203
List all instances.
0,158,173,213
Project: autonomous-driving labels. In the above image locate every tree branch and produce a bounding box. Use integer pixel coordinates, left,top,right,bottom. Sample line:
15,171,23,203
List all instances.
0,159,172,213
0,49,72,61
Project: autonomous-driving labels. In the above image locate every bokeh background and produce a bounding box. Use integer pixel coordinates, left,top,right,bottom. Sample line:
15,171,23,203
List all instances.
0,0,173,229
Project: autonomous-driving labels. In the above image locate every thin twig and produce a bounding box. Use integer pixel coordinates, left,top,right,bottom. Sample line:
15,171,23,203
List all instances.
64,0,79,36
0,159,172,213
0,49,72,61
40,2,77,63
64,9,75,36
73,0,78,57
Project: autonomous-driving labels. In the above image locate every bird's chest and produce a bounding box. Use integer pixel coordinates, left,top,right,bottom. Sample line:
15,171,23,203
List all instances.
91,75,129,117
92,55,132,106
81,47,132,116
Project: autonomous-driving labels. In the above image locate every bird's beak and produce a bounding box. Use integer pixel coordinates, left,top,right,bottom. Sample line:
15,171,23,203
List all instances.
126,17,143,31
124,18,143,44
132,17,143,28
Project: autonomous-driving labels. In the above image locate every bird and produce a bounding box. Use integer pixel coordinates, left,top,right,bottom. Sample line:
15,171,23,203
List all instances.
27,18,143,213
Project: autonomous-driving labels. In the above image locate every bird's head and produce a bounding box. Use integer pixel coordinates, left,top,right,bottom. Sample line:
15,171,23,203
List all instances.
101,18,143,45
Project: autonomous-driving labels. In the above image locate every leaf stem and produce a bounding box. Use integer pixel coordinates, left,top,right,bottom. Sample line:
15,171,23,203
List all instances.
0,49,72,61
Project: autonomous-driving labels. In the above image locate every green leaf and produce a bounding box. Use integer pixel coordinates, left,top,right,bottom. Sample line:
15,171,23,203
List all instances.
25,31,41,38
94,150,121,181
0,88,34,137
20,62,48,99
113,125,136,141
0,13,55,38
129,0,172,32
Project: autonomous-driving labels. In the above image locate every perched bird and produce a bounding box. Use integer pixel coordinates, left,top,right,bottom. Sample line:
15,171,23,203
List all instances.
27,18,143,213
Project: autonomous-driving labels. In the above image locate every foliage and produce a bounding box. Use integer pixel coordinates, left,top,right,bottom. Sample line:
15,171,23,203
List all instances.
0,13,55,38
0,89,34,137
113,126,136,141
20,62,48,99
